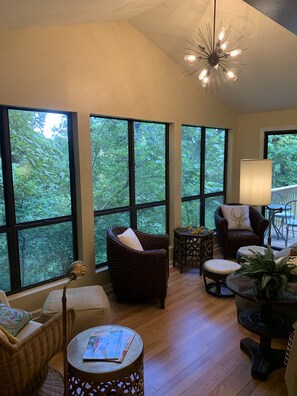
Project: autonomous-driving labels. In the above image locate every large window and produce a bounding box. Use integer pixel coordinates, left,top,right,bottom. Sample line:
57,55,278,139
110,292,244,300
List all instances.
264,130,297,248
0,107,77,293
264,131,297,189
91,116,169,265
181,125,227,229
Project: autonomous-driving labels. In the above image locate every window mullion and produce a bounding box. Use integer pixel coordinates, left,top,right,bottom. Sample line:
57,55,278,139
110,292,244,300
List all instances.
0,107,21,291
129,121,136,228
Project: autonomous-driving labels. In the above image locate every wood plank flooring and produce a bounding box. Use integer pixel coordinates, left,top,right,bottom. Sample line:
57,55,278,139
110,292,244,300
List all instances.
50,262,290,395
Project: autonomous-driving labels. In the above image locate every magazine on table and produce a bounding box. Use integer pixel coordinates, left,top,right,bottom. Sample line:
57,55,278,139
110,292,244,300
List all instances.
83,328,135,363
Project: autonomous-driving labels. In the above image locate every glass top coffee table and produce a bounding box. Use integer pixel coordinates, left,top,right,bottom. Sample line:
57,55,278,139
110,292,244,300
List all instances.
226,272,297,381
67,324,144,395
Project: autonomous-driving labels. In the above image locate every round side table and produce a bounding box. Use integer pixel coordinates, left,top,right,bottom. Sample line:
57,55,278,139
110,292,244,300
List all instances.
67,325,144,395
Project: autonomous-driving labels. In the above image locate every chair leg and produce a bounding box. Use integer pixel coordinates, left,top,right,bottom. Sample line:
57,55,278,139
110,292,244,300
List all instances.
286,226,289,247
160,297,165,309
216,280,221,296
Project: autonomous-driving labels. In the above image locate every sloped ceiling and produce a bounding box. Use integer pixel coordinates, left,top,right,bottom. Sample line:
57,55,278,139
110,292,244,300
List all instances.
243,0,297,35
0,0,297,114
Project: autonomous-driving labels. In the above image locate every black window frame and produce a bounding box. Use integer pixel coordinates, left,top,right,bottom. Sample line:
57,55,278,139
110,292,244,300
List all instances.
0,105,78,294
181,124,228,227
91,114,169,266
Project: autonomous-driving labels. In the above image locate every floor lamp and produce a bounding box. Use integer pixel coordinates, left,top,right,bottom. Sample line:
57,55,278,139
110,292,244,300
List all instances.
239,159,273,246
62,261,87,396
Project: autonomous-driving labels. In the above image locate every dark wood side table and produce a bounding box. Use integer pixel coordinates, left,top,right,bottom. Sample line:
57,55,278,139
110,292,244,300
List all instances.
226,272,297,381
67,325,144,395
173,226,214,275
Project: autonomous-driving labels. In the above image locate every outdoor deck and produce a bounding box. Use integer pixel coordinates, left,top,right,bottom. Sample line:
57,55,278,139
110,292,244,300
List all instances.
265,186,297,250
265,220,297,250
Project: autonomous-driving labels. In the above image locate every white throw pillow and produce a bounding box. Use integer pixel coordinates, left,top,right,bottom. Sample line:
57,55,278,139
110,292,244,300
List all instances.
117,228,144,251
221,204,253,231
274,247,297,259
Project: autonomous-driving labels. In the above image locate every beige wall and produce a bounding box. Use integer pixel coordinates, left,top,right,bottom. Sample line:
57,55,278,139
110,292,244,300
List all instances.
1,21,239,310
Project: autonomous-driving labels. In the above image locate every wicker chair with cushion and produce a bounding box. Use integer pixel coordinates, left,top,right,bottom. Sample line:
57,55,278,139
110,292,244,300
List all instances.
214,203,269,259
0,304,75,396
106,226,169,309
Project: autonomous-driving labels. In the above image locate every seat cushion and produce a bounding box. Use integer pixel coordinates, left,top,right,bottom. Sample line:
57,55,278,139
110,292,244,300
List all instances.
237,245,268,256
17,320,42,340
204,259,241,274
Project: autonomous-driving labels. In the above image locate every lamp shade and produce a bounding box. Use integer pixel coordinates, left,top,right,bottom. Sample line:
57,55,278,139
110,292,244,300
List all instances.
239,159,272,206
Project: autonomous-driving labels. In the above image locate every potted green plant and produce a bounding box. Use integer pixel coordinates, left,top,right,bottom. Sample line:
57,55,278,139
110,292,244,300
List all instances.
235,245,297,299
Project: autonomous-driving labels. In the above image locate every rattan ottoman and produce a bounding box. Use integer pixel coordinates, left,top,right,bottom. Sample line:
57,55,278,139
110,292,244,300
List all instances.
40,285,111,337
202,259,241,298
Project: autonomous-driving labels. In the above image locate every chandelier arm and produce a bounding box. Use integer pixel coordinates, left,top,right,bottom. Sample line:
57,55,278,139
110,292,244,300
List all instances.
197,27,212,53
183,44,210,58
228,36,245,47
213,0,217,51
183,70,200,77
223,26,232,41
206,24,213,53
184,59,210,75
184,65,208,77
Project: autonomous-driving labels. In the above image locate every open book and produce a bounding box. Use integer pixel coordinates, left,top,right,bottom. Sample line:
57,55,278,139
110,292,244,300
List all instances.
83,328,135,363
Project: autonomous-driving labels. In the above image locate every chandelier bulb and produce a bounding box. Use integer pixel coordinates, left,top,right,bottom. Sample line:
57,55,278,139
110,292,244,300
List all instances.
221,41,228,51
184,54,197,64
229,48,242,57
218,27,226,42
198,69,208,81
226,70,237,81
202,76,209,87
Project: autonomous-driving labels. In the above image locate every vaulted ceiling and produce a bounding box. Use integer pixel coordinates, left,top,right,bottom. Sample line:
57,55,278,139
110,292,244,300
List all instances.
1,0,297,114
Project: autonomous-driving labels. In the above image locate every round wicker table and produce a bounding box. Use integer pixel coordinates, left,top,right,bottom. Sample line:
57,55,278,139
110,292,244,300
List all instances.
67,325,144,395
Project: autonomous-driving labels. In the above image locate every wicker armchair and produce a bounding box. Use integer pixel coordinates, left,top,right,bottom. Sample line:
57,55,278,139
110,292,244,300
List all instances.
106,226,169,309
0,308,75,396
214,203,269,258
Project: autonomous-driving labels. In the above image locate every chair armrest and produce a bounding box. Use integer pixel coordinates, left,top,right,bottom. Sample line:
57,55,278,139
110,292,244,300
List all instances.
135,230,169,251
0,290,10,307
249,208,269,235
214,211,228,235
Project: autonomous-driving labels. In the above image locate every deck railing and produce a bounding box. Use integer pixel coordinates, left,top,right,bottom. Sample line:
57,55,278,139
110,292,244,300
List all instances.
272,185,297,203
269,185,297,248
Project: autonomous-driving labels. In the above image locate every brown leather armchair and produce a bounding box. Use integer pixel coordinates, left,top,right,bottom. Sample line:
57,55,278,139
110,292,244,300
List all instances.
106,226,169,308
214,203,269,258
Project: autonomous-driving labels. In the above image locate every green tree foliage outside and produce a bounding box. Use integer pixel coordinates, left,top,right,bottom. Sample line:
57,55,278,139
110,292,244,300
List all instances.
0,109,75,292
205,128,225,194
267,134,297,188
181,126,226,229
181,126,201,197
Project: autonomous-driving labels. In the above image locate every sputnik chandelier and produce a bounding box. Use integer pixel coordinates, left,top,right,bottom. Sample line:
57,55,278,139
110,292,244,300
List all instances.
183,0,245,91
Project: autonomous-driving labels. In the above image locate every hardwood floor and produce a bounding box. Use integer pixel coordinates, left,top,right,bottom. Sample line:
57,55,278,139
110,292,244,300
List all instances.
50,262,290,395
